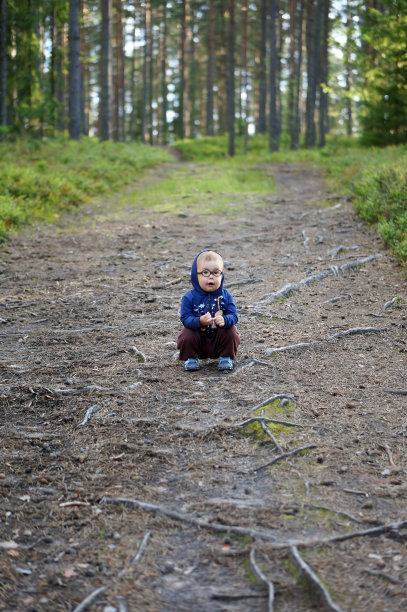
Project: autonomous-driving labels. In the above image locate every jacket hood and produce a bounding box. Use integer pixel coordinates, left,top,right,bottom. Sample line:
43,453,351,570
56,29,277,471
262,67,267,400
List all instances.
191,249,224,297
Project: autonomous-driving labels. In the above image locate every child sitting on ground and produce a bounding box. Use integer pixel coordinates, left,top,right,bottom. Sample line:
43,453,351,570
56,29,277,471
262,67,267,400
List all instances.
177,249,240,371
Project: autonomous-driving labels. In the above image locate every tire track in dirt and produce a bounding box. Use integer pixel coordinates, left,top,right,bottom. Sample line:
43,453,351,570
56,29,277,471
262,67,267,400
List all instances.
1,161,406,611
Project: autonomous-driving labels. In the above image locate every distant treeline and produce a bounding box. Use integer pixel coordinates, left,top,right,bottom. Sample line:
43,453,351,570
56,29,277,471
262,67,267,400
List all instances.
0,0,406,150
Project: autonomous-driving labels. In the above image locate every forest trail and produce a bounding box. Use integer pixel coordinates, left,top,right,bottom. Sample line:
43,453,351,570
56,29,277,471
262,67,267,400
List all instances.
1,159,406,612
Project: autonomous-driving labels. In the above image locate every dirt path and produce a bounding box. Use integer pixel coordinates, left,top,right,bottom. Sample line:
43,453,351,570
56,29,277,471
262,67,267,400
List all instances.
1,160,406,612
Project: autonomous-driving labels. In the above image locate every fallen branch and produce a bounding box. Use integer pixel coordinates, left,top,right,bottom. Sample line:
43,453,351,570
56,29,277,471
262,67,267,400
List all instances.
227,278,264,288
72,586,108,612
259,411,284,452
249,548,275,612
290,546,345,612
383,296,398,310
101,497,407,550
252,256,376,307
118,531,152,578
248,394,297,414
264,326,390,357
383,389,407,396
362,568,404,585
253,445,316,471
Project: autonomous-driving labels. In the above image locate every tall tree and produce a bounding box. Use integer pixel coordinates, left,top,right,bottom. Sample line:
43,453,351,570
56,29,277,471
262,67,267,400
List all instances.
100,0,112,140
269,0,279,151
305,0,322,148
206,0,215,135
257,0,268,134
227,0,235,156
287,0,305,149
241,0,249,154
318,0,330,147
0,0,7,137
160,0,168,144
68,0,82,139
113,0,125,141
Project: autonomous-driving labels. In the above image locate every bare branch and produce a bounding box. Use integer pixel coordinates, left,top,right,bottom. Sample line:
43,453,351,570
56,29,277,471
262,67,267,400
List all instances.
72,586,108,612
248,394,297,414
249,548,275,612
252,445,316,471
290,546,345,612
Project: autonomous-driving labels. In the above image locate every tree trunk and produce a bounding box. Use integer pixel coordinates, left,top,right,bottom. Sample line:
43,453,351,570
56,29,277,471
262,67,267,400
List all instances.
161,1,168,144
147,0,153,144
257,0,267,134
100,0,112,140
305,0,322,148
217,0,227,134
241,0,249,154
141,1,148,143
227,0,235,156
0,0,7,137
129,1,138,140
318,0,330,147
206,0,215,136
179,0,190,139
345,0,353,136
68,0,82,139
269,0,279,151
114,0,125,141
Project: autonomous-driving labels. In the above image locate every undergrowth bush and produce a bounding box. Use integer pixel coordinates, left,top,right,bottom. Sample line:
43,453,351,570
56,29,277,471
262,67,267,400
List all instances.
0,137,170,240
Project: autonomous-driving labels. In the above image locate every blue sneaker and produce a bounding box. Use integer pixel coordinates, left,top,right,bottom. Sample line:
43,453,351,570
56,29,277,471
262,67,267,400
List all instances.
218,356,233,371
184,358,200,371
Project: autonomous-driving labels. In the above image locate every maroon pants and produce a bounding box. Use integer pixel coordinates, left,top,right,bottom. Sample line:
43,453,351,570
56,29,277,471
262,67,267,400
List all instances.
177,326,240,360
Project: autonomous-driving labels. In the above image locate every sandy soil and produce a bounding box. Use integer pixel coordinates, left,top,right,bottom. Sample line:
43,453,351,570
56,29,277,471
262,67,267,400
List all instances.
1,159,406,612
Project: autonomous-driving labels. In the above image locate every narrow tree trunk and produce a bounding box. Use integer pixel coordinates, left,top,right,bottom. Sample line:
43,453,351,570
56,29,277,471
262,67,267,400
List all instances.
80,0,90,136
147,0,153,144
115,0,125,141
56,22,67,132
294,0,304,147
179,0,190,139
227,0,235,156
141,1,148,143
318,0,330,147
345,0,353,136
161,1,168,144
100,0,112,140
129,1,138,140
206,0,215,136
269,0,279,151
0,0,7,138
241,0,249,154
217,0,227,134
257,0,267,134
305,0,322,148
68,0,82,139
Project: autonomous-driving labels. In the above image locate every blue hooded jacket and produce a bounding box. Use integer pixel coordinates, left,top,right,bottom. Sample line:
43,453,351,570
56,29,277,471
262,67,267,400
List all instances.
180,250,238,335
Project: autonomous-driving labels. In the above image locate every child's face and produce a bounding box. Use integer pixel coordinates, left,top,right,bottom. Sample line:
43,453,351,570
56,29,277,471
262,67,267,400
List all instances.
196,254,223,292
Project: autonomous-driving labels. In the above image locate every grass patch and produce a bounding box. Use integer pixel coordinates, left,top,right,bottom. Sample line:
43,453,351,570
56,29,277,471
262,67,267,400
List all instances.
126,159,275,215
0,137,171,240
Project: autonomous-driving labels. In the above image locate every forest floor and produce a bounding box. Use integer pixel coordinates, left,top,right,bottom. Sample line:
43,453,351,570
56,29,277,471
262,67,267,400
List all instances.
0,156,406,612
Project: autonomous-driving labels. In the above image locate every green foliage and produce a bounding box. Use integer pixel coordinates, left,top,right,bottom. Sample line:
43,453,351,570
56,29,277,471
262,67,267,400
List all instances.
353,162,407,262
0,137,170,239
358,2,407,146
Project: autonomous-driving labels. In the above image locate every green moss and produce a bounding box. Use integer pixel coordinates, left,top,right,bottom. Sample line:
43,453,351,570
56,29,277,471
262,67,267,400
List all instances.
242,398,296,443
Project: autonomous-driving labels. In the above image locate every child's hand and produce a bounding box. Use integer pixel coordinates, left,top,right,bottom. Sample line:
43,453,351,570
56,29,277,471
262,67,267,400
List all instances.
214,313,225,327
200,312,213,326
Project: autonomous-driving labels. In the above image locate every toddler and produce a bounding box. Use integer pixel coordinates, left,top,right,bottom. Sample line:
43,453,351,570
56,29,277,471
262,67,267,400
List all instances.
177,250,240,371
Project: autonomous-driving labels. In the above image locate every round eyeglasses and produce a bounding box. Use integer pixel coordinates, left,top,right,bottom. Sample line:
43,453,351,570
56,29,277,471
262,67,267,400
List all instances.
197,269,223,277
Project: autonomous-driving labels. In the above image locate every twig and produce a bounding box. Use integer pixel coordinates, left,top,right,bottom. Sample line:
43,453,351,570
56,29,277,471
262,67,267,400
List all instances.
383,389,407,396
116,597,129,612
290,546,345,612
305,504,365,525
236,417,316,430
253,445,316,471
379,443,396,467
72,586,108,612
248,394,297,414
362,568,404,585
249,548,275,612
343,488,369,497
118,531,152,578
78,404,101,427
259,409,284,452
292,469,310,496
330,326,390,339
383,296,398,310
